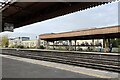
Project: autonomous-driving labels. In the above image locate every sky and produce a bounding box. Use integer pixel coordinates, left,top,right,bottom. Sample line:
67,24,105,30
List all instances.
0,1,118,40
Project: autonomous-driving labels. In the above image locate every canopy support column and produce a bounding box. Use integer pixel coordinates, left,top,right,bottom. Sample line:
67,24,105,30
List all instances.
103,38,110,52
69,40,72,51
53,41,55,50
75,40,77,51
46,40,49,49
92,39,95,51
37,38,40,48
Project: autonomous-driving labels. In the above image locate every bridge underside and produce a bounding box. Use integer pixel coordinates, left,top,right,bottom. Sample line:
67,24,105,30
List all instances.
2,2,110,31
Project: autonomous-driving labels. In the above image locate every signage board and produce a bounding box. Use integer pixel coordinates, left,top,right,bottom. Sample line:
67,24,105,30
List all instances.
4,23,14,32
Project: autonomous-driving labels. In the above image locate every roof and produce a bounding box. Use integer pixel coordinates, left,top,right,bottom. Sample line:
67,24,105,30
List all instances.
0,0,13,9
39,25,120,40
2,2,113,31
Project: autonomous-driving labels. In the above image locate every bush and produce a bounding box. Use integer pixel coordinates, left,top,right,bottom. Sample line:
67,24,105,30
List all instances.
29,46,36,49
27,46,29,48
16,45,24,49
38,45,45,49
110,38,120,47
118,45,120,48
8,45,15,48
86,47,93,52
77,48,83,51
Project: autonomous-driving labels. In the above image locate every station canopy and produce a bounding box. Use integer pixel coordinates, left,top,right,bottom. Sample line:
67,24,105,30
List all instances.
0,0,12,9
39,26,120,41
1,0,116,31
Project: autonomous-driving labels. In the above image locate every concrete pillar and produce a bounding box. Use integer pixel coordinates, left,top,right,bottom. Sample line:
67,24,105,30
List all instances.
75,40,77,51
103,38,106,48
68,40,72,51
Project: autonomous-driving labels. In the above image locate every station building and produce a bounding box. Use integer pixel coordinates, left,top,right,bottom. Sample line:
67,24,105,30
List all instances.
22,40,37,48
8,37,30,47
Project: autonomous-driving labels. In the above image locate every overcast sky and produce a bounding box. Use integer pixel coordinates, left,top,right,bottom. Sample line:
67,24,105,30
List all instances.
0,1,118,40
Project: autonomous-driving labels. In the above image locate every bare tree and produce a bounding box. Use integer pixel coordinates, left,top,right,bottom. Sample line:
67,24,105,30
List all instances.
0,36,2,48
1,36,9,48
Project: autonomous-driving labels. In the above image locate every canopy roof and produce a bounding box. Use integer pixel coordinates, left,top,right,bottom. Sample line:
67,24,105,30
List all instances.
39,25,120,41
1,1,113,31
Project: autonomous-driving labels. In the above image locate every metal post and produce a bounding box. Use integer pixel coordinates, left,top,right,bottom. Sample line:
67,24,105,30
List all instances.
75,40,76,51
103,38,108,52
92,39,95,51
53,41,55,50
69,40,72,51
108,38,110,46
37,38,40,48
103,38,106,48
46,40,49,49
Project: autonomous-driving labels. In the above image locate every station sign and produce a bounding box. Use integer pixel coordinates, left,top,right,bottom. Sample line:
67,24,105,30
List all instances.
4,23,14,32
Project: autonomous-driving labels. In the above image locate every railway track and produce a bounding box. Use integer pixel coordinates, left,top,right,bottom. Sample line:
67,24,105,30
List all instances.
1,49,120,73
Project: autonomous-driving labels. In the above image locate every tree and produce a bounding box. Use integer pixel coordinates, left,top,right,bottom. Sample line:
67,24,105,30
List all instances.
110,38,120,47
1,36,9,48
0,37,2,48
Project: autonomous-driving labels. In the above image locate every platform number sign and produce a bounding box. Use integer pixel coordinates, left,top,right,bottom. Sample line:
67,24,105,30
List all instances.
4,23,14,32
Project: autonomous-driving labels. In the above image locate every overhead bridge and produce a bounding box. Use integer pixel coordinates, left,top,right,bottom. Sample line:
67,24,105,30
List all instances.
1,1,115,31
